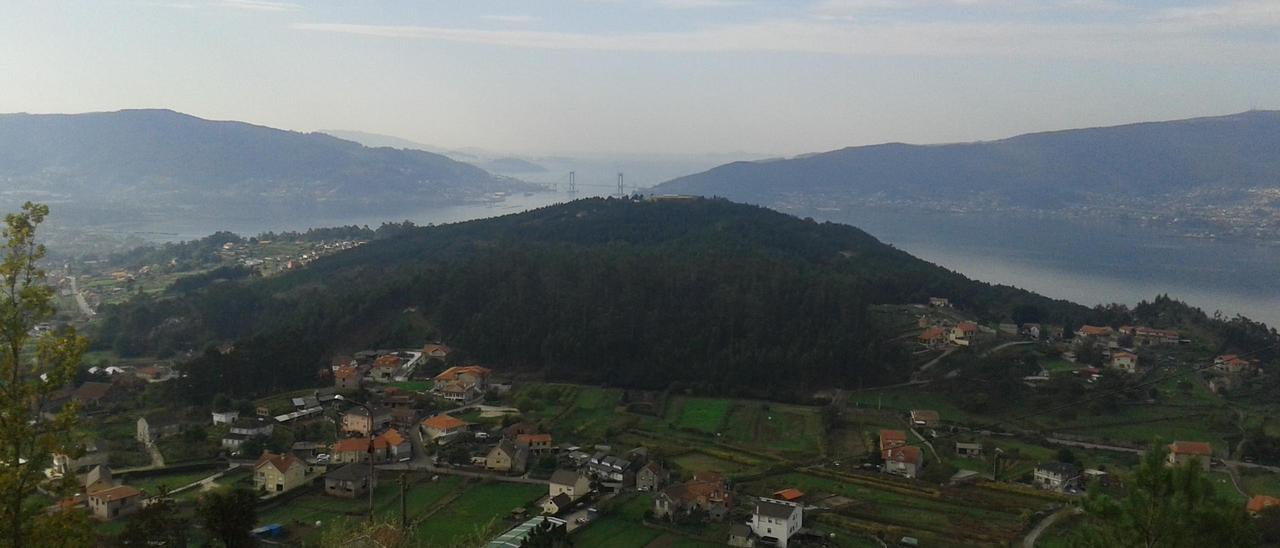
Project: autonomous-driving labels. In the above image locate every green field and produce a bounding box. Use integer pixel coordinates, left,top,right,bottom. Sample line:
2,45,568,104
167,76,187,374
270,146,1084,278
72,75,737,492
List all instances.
743,471,1053,546
388,380,434,392
670,451,758,475
572,495,663,548
259,475,465,543
128,467,220,496
669,398,731,433
414,482,546,547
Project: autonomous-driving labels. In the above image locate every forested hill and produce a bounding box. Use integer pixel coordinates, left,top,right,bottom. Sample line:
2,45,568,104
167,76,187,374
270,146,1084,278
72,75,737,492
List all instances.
652,111,1280,209
95,197,1091,401
0,109,534,223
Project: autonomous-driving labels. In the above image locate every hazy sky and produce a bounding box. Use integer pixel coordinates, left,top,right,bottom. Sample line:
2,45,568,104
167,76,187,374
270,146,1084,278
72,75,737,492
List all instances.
2,0,1278,156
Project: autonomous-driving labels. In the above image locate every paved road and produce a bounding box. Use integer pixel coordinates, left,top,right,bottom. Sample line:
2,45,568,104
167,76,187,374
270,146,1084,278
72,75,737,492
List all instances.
982,341,1034,357
1045,437,1280,473
912,348,957,380
379,461,549,485
1023,507,1078,548
68,276,95,318
563,493,616,532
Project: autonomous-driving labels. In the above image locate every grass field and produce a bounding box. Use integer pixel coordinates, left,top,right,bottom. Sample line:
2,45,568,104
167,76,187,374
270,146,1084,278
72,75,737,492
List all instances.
670,451,758,475
388,380,434,392
414,482,546,547
1241,469,1280,497
663,397,824,457
669,398,731,433
572,495,664,548
260,475,465,543
128,467,220,496
743,471,1052,546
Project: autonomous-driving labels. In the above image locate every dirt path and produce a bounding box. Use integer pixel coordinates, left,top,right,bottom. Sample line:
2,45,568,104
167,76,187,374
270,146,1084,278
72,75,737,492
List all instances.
1023,507,1078,548
911,348,957,382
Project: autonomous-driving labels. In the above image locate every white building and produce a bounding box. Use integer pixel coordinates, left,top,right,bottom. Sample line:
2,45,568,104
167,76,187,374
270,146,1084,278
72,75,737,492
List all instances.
750,498,802,548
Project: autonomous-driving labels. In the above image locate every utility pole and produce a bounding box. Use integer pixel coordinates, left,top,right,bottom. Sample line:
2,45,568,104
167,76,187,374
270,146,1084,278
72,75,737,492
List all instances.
400,472,408,529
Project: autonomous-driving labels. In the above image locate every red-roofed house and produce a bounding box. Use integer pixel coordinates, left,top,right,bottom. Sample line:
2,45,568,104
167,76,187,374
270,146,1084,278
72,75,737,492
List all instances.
516,433,553,454
1077,325,1115,339
1167,441,1213,471
879,429,908,452
374,429,411,462
1214,355,1257,375
334,365,361,391
1110,351,1138,373
333,438,371,464
255,451,307,493
88,484,141,521
773,488,804,502
950,322,979,345
919,327,947,349
882,446,924,478
420,414,470,441
432,366,492,402
370,355,402,382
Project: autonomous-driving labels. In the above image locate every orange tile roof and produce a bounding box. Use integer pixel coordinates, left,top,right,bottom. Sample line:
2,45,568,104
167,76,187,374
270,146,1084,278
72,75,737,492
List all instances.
421,414,468,430
373,355,401,369
423,343,451,355
956,321,978,332
256,451,301,473
376,429,406,447
90,485,141,502
1079,325,1114,337
1169,441,1213,457
880,429,907,442
434,365,492,381
882,446,922,463
919,327,946,340
334,438,371,453
773,488,804,501
1249,495,1280,514
334,366,358,379
517,433,552,444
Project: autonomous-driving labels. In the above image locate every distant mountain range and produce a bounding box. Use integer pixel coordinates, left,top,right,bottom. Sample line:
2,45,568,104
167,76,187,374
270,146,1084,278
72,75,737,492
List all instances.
0,110,535,225
653,111,1280,236
321,129,547,174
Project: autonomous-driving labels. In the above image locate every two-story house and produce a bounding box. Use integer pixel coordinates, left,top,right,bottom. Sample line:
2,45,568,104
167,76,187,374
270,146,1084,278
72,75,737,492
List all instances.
1033,462,1081,492
750,498,803,548
254,451,308,494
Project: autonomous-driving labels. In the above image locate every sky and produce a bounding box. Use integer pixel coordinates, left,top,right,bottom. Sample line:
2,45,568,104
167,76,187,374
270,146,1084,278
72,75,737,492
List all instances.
2,0,1279,156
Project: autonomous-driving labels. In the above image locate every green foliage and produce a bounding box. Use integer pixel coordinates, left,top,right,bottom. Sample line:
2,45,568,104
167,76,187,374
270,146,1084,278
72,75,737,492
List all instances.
114,495,187,546
96,198,1093,402
197,487,258,548
0,202,91,547
1071,445,1258,547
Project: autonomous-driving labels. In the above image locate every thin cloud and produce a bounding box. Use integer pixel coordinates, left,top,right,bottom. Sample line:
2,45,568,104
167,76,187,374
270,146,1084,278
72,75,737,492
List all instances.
291,13,1280,62
217,0,300,12
656,0,748,8
480,14,541,24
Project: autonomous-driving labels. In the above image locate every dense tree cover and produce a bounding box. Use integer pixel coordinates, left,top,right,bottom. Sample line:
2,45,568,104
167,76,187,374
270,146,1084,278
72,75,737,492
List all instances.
1073,445,1257,547
95,198,1101,402
197,487,257,548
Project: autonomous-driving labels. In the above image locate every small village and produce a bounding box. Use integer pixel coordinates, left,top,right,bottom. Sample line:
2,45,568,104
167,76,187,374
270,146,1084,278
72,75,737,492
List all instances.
33,291,1280,547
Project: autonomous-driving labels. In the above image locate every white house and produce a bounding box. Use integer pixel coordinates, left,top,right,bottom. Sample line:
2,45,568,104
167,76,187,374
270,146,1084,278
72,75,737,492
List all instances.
750,498,802,548
1034,462,1081,492
211,410,240,425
